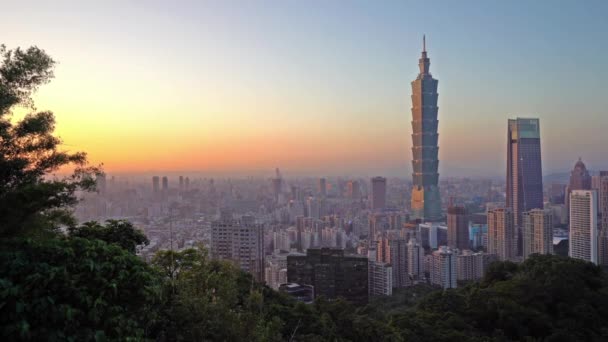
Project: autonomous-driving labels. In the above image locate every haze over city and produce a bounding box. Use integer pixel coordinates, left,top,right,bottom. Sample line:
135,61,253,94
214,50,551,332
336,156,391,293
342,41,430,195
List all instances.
3,0,608,177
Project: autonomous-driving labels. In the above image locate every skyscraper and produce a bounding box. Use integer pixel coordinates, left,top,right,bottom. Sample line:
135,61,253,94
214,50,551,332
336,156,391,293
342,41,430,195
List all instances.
410,36,441,221
567,158,592,218
318,178,327,197
447,205,469,250
370,176,387,211
569,190,598,264
347,180,361,199
487,208,516,261
522,209,553,260
161,176,168,192
506,118,543,255
152,176,160,193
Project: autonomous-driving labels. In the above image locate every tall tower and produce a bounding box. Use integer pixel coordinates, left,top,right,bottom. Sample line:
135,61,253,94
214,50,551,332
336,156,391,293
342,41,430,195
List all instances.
370,176,387,211
506,118,543,255
410,35,441,221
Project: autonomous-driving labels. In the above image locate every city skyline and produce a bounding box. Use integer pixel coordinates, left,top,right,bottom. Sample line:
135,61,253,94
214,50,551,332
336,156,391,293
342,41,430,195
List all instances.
3,1,608,177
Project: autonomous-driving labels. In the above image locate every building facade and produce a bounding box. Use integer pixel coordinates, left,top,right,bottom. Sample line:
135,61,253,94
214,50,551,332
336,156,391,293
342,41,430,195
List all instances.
370,176,387,211
367,248,393,296
457,250,497,281
522,209,554,259
377,237,409,288
506,118,544,256
447,205,469,250
430,246,457,289
487,208,516,261
569,190,598,264
287,248,368,304
211,214,265,281
410,36,442,221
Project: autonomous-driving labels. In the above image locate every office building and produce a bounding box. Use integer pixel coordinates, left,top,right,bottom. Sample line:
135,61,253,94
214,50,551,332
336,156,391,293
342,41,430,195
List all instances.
488,208,516,261
410,36,442,221
318,178,327,197
161,176,168,192
447,205,469,250
522,209,554,259
569,190,598,264
367,248,393,296
376,237,409,288
152,176,160,193
506,118,544,256
430,246,457,289
567,158,592,218
211,215,265,281
457,250,496,281
407,237,425,281
370,177,387,211
287,248,368,304
347,180,361,199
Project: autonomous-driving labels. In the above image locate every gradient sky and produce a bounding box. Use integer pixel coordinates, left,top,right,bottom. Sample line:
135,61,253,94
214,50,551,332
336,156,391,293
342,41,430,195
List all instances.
3,0,607,177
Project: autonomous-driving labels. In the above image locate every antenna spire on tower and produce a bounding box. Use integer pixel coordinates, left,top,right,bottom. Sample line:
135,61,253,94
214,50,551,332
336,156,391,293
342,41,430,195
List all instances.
423,34,426,52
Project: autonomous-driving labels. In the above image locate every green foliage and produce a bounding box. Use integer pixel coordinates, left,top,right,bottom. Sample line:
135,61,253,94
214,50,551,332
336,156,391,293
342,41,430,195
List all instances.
0,44,100,238
151,248,282,341
0,237,162,341
68,220,149,254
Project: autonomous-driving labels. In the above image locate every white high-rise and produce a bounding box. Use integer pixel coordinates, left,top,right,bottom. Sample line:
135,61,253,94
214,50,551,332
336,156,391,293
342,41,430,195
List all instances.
430,246,457,289
569,190,598,264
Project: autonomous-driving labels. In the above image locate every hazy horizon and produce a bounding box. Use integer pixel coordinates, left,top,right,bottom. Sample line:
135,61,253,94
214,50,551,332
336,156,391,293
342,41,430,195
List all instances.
4,0,608,176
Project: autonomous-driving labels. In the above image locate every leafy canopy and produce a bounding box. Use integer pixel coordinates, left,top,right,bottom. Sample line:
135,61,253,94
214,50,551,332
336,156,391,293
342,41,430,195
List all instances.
0,44,100,237
68,220,149,254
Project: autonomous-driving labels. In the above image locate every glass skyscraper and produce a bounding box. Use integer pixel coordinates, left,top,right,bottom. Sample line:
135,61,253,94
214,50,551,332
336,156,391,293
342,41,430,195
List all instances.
410,36,441,221
506,118,544,255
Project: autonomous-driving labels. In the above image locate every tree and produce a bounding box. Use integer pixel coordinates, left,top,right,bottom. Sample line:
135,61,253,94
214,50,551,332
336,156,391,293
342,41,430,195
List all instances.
0,237,162,341
0,44,100,238
68,220,149,254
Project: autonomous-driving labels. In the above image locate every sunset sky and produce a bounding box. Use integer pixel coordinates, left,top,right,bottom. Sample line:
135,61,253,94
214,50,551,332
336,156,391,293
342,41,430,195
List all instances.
3,0,608,177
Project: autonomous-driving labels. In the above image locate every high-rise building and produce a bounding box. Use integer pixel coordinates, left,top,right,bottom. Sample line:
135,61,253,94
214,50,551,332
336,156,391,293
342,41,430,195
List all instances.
367,248,393,296
487,208,516,261
287,248,368,305
447,205,469,250
347,180,361,199
595,173,608,231
370,177,387,211
184,176,190,190
456,250,496,281
407,237,425,281
599,169,608,267
96,174,107,195
410,36,441,221
567,158,592,218
430,246,457,289
318,178,327,197
211,215,265,281
569,190,598,264
152,176,160,193
178,176,184,191
506,118,544,256
161,176,168,192
376,237,409,288
522,209,554,260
